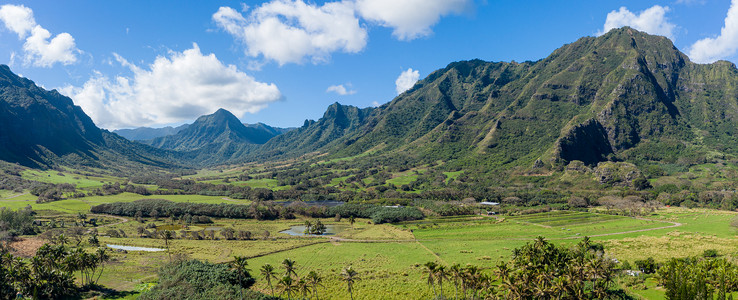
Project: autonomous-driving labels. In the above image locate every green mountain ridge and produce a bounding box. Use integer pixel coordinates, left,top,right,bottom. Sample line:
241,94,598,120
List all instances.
0,65,181,172
250,27,738,176
4,27,738,178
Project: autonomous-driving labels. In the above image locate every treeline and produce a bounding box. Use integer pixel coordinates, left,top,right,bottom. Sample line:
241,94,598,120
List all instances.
329,203,424,224
0,206,36,238
0,244,109,299
91,200,425,224
91,199,290,221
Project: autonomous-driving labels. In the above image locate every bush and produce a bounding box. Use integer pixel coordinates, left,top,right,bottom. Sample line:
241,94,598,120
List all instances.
139,259,274,300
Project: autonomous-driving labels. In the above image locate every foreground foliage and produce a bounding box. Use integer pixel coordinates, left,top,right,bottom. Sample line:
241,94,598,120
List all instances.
139,259,276,300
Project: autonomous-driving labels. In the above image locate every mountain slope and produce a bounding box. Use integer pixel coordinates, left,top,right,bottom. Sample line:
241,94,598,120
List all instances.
147,108,281,151
0,65,181,171
255,102,375,159
253,27,738,174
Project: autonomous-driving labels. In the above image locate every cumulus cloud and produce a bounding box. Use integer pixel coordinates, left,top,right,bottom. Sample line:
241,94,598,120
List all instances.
326,84,356,95
688,0,738,63
213,1,367,65
600,5,676,40
395,68,420,95
0,4,79,67
59,44,282,129
355,0,469,40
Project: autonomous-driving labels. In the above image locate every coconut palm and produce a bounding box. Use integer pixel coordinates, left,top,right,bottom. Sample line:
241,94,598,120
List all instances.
163,230,173,262
231,256,251,293
283,258,298,279
93,247,109,285
260,264,277,296
435,264,448,299
449,263,463,300
348,216,355,229
304,220,312,235
297,278,310,299
279,275,296,300
424,261,438,298
340,266,360,300
306,270,324,299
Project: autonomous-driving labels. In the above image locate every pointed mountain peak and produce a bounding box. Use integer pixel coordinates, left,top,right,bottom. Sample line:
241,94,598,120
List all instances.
195,108,241,126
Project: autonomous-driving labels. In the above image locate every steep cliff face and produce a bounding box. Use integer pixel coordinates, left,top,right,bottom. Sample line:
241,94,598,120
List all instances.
0,65,179,170
254,27,738,172
0,65,103,167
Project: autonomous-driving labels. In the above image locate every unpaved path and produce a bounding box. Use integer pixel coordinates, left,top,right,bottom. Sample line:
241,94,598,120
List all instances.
2,192,29,200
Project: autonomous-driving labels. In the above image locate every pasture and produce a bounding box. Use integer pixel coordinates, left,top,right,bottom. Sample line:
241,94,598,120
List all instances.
5,189,738,300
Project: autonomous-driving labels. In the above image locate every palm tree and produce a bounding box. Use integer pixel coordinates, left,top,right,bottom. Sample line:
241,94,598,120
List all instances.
163,230,173,262
260,264,277,296
423,261,438,298
304,220,312,235
93,248,109,285
306,270,324,300
231,256,250,299
297,278,310,300
435,264,448,299
348,216,355,229
283,258,298,279
341,266,360,300
278,275,296,300
449,263,463,300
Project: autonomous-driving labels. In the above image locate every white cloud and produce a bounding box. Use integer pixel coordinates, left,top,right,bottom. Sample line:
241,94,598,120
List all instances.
213,1,367,65
688,0,738,63
60,44,282,129
355,0,469,40
0,4,79,67
600,6,676,40
395,68,420,95
326,84,356,95
0,5,34,37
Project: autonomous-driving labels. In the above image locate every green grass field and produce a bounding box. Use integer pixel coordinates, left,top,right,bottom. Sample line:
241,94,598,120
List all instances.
6,193,738,300
0,193,252,213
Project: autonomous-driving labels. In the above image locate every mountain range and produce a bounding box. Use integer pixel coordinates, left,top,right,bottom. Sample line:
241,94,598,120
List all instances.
0,65,178,171
2,27,738,175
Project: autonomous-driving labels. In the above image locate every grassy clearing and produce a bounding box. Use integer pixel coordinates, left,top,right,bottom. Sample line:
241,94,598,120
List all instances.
21,169,122,189
15,202,738,299
0,193,252,213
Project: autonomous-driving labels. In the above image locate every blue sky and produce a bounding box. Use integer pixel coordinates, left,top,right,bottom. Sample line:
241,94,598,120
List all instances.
0,0,735,129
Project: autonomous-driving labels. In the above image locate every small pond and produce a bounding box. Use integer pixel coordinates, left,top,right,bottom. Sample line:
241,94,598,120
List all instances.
280,224,347,236
107,244,165,252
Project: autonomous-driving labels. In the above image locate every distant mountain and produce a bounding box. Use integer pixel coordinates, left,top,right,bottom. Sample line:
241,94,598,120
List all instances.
254,27,738,174
114,124,190,141
140,109,292,165
255,102,374,159
147,108,284,151
115,122,292,143
0,65,180,171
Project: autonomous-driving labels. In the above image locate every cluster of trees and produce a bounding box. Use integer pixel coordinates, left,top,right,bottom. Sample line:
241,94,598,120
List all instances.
303,220,326,235
91,199,292,221
657,256,738,299
0,244,108,299
92,199,425,224
138,258,274,300
423,262,492,300
0,206,36,239
258,258,359,300
328,203,424,224
497,237,619,299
